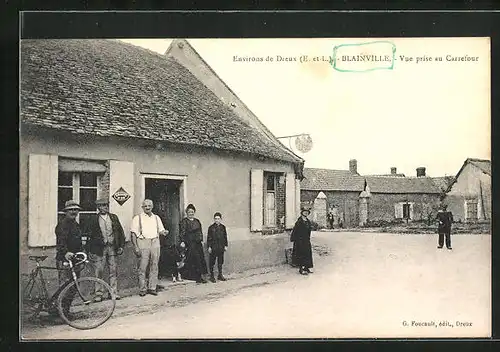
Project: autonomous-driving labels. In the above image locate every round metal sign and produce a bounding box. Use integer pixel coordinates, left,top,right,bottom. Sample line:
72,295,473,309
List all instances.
295,134,313,153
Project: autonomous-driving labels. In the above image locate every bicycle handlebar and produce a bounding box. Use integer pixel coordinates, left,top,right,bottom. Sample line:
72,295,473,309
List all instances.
64,251,88,268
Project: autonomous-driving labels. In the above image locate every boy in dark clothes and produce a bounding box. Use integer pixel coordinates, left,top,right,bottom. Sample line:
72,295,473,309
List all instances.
207,212,228,283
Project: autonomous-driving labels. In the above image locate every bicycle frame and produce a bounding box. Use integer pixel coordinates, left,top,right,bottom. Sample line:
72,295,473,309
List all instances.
22,253,89,313
23,264,58,310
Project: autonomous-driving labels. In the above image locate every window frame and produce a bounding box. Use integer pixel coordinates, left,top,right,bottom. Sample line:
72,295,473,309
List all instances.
263,172,278,228
57,171,103,227
402,203,411,219
465,198,478,221
396,201,414,220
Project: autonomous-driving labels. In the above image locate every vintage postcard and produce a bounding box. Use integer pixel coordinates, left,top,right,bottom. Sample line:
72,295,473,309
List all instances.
20,37,491,339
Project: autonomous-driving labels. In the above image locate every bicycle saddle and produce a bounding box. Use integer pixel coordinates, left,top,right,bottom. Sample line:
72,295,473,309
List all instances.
29,255,48,262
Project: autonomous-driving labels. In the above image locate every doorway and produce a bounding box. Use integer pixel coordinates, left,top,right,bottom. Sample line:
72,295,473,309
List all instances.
144,177,184,277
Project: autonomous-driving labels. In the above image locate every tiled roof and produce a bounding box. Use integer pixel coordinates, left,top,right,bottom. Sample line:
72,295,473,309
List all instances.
430,177,454,192
20,39,302,164
368,173,406,178
301,168,365,191
469,159,491,176
365,176,442,194
301,167,442,194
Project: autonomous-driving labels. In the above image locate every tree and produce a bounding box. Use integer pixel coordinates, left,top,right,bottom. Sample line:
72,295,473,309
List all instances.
422,200,440,226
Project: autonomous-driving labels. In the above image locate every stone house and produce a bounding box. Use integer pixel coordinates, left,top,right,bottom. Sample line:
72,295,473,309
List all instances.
301,160,444,228
301,160,365,228
444,158,491,222
20,39,304,292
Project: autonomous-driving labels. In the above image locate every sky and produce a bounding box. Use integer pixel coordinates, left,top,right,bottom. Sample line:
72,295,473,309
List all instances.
120,38,490,177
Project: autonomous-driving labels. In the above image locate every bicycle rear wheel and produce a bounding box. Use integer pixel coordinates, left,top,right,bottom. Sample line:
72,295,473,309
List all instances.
57,277,116,330
21,274,43,319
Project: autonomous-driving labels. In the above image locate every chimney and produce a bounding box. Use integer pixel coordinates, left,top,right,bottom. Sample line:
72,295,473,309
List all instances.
390,167,397,175
349,159,358,174
416,167,426,177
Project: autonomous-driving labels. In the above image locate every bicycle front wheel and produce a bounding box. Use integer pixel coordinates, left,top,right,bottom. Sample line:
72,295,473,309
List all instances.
57,276,116,330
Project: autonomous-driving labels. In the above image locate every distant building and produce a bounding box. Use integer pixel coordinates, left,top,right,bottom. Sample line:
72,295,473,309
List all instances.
444,158,491,222
301,160,444,227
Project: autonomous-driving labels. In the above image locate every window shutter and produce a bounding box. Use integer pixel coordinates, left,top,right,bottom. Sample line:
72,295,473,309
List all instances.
28,154,58,247
250,169,263,231
285,173,296,229
409,203,414,220
109,160,135,242
295,178,301,220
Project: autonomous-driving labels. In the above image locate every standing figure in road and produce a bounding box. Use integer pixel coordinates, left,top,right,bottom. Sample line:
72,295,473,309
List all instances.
85,198,126,301
327,209,335,229
436,204,454,250
290,207,314,275
179,204,209,284
130,199,168,297
55,200,84,314
207,212,228,283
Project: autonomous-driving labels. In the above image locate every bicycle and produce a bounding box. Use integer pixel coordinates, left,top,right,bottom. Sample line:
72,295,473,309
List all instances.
21,252,116,330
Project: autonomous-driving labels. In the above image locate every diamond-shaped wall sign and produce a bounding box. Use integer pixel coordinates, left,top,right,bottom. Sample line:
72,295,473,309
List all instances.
112,187,131,206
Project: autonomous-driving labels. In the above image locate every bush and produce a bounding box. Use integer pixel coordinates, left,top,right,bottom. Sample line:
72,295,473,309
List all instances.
369,220,390,227
310,221,324,231
365,219,404,227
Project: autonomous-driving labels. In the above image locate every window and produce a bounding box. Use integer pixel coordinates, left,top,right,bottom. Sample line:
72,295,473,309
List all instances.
466,199,478,221
250,169,296,232
58,171,102,230
264,173,277,227
403,203,411,219
395,202,414,220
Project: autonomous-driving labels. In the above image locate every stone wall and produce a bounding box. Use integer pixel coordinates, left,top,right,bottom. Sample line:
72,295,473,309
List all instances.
368,193,441,222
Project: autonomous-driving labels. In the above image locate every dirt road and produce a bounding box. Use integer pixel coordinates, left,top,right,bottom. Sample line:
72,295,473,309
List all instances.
21,232,491,339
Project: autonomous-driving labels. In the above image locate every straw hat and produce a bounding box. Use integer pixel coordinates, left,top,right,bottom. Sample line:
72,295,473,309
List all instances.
63,200,82,211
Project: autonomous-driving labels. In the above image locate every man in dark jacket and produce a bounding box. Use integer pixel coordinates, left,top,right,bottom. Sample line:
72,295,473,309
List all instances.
55,200,84,314
436,204,454,250
85,198,126,300
207,212,228,282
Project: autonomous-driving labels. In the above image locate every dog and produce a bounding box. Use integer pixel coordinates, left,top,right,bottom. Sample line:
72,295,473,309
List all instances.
172,246,186,282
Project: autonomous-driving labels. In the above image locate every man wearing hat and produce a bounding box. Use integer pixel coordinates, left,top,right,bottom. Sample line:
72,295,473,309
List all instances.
436,203,454,250
290,207,314,275
55,200,85,314
85,198,126,300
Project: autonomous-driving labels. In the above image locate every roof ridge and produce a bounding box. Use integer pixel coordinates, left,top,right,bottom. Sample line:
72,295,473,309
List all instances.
467,158,490,162
112,39,172,61
304,167,352,172
165,39,303,163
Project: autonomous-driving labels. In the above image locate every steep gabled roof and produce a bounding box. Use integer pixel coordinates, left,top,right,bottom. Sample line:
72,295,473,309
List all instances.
164,39,303,164
431,176,455,192
20,39,303,165
446,158,491,192
301,168,365,192
469,159,491,176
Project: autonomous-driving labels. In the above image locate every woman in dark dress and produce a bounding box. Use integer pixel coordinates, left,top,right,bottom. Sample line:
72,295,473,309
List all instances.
290,207,314,275
179,204,208,283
